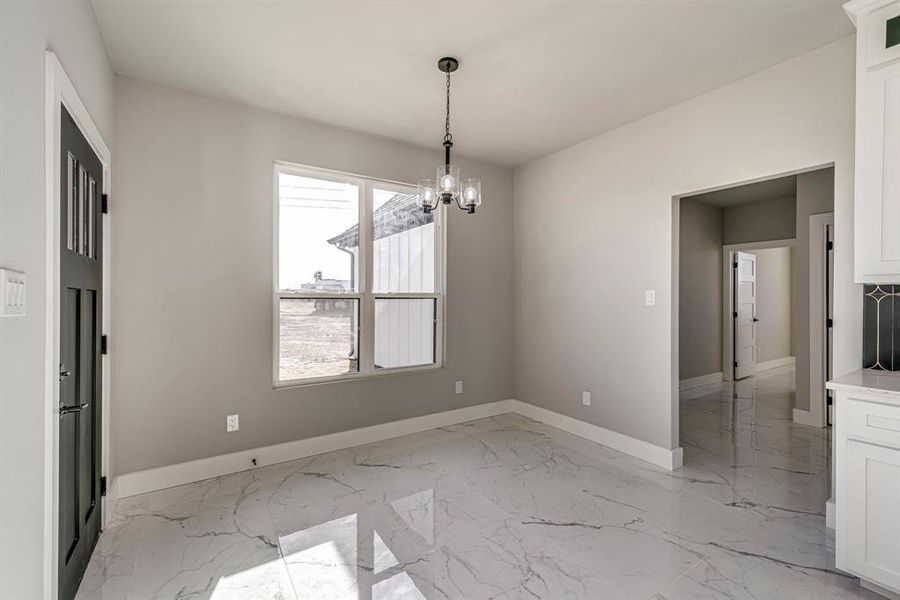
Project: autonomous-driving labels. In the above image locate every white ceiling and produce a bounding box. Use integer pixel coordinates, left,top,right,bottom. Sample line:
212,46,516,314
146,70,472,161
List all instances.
686,173,797,207
91,0,852,167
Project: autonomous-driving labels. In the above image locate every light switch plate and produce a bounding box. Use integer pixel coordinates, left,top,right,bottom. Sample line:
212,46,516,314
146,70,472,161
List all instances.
644,289,656,306
582,391,591,406
0,269,26,316
455,380,463,394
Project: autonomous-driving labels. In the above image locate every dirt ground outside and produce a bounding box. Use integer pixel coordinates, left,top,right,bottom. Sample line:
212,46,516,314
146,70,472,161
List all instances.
279,299,356,380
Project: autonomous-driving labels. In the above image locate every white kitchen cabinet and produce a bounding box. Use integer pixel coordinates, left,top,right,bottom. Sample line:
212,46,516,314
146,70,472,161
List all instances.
846,0,900,282
829,371,900,598
843,439,900,591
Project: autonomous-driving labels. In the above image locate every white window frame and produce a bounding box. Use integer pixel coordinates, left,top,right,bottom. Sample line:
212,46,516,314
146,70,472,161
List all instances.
273,161,445,387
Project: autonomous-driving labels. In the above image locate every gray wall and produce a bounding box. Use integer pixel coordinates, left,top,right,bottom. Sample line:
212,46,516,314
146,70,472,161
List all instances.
678,199,723,379
723,196,796,244
754,247,794,363
111,77,514,475
793,168,835,411
0,1,114,596
513,38,856,451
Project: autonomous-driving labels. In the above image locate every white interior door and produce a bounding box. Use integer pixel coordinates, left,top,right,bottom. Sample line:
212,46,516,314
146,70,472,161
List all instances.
735,251,757,379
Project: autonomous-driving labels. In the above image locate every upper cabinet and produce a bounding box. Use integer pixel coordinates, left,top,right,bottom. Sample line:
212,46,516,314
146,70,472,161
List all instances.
848,0,900,283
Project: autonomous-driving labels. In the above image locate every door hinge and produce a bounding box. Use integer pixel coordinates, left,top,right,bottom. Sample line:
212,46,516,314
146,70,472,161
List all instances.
733,261,738,269
826,240,833,251
733,361,738,368
101,194,109,214
733,311,738,319
100,476,107,497
827,318,833,328
826,392,834,406
101,334,108,355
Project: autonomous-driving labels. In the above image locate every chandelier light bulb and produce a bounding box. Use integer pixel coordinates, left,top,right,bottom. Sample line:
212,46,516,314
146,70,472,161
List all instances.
416,179,439,212
437,164,460,202
458,178,482,213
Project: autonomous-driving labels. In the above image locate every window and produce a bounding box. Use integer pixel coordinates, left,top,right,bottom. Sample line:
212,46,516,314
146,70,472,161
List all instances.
275,163,444,385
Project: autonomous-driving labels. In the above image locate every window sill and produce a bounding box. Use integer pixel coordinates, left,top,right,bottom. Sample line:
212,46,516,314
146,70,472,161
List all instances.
273,363,445,390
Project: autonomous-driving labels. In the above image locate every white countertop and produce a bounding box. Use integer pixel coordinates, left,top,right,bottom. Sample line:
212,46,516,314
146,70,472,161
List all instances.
827,368,900,400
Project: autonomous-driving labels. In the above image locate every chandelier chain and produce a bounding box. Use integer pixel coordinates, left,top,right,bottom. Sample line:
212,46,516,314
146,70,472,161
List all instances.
444,70,452,143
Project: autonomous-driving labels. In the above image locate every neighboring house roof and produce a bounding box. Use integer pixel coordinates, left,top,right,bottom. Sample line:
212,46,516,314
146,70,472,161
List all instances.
327,192,432,250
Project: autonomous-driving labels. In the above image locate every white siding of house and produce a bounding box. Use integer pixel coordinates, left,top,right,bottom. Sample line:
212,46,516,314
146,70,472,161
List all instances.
374,222,436,368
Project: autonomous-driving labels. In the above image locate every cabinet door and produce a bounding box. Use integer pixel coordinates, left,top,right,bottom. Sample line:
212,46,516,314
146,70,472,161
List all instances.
856,60,900,282
844,439,900,592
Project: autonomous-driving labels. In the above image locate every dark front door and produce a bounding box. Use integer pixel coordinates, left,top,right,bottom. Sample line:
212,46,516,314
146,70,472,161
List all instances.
58,105,103,600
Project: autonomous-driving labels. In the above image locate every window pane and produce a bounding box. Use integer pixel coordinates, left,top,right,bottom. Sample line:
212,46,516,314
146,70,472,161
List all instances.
373,188,435,294
374,299,435,369
279,298,358,380
279,173,359,292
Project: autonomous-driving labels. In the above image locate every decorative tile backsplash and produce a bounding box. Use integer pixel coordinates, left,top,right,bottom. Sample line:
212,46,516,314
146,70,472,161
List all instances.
863,284,900,370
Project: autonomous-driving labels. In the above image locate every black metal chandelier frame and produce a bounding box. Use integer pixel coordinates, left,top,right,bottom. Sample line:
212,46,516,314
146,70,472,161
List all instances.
417,56,482,215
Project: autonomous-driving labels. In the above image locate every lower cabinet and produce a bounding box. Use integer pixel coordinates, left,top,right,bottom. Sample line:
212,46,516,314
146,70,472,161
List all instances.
842,439,900,592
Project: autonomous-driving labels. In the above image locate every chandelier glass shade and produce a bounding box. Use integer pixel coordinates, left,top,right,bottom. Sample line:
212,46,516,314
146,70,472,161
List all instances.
417,57,481,215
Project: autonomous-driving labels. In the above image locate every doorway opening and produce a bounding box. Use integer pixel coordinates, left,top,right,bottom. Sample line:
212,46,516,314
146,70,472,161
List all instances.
674,165,835,464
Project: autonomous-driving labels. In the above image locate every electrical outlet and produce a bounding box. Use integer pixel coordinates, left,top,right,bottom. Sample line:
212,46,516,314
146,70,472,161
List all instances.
582,391,591,406
455,380,464,394
644,289,656,306
226,414,239,432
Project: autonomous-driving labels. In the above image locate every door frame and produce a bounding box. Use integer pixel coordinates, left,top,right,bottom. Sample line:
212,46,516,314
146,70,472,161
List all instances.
44,51,112,600
794,212,835,428
721,238,797,382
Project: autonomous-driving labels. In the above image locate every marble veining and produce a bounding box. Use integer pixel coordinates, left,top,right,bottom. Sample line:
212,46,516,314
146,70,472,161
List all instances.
78,367,881,599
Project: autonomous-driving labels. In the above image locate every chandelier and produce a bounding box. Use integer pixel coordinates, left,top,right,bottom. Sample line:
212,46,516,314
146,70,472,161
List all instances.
416,57,482,215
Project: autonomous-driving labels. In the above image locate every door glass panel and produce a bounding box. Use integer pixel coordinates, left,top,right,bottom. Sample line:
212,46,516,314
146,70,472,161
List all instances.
87,177,96,259
374,298,435,369
67,153,77,251
279,298,359,380
373,188,435,294
78,165,87,255
278,173,359,293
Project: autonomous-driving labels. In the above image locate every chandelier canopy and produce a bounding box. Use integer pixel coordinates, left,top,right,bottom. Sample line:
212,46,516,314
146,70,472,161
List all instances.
417,57,482,215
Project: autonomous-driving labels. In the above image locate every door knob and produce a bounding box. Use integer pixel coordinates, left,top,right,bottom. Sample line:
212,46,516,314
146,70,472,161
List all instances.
59,403,88,418
59,364,71,380
752,318,760,322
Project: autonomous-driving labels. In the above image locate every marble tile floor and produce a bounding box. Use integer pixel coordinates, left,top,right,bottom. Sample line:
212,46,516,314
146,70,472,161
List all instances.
78,366,882,599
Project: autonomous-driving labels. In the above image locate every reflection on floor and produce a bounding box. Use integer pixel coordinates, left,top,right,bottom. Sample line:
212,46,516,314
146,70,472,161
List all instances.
78,366,880,599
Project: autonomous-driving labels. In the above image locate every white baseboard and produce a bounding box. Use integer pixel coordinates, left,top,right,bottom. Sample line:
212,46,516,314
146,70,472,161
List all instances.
103,476,120,527
757,356,795,372
115,399,515,499
510,400,683,471
826,498,835,529
679,372,723,391
860,579,900,600
114,397,683,500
